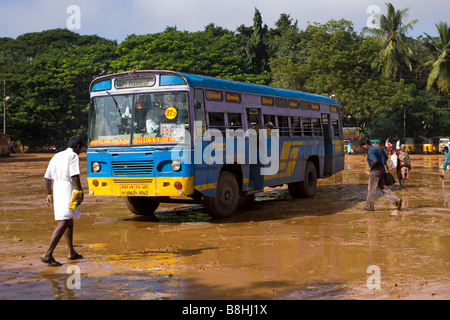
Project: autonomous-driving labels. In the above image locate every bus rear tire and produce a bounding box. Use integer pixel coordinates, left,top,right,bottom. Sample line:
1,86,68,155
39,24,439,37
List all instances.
203,171,239,219
125,196,160,215
299,161,317,198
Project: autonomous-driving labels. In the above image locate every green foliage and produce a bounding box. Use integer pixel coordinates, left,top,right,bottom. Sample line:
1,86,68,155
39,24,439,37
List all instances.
424,22,450,95
111,24,247,79
245,8,269,74
364,2,418,79
0,29,117,148
1,6,449,148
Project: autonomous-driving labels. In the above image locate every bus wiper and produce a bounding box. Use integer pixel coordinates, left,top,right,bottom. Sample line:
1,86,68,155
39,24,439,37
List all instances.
106,91,122,117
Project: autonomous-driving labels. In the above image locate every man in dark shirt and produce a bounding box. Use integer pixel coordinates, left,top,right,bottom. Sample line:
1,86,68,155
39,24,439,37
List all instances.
360,140,402,211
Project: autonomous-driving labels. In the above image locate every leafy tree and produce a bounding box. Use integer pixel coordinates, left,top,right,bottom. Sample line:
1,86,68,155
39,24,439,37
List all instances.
111,26,246,79
0,29,116,148
424,22,450,96
364,2,418,79
269,13,309,64
245,8,268,74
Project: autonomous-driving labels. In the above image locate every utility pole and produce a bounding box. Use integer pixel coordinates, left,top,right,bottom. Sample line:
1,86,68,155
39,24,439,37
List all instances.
403,106,406,139
330,69,335,97
3,78,5,134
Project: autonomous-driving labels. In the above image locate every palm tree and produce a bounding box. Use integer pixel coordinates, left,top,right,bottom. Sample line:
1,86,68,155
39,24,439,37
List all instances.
424,22,450,96
365,3,418,79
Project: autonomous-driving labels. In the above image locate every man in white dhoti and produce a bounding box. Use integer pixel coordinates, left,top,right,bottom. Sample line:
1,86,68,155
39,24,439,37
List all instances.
41,136,85,266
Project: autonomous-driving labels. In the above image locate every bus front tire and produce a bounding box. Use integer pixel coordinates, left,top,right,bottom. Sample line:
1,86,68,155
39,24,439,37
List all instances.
125,196,160,215
203,171,239,219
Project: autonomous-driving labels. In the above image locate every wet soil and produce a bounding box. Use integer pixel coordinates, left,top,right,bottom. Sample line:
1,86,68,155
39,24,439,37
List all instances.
0,153,448,300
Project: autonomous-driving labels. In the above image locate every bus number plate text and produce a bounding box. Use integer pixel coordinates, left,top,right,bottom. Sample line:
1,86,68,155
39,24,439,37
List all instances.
119,184,149,196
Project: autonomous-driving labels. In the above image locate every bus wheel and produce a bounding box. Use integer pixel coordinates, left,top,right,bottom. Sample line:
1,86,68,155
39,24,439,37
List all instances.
203,171,239,219
299,161,317,198
125,196,160,215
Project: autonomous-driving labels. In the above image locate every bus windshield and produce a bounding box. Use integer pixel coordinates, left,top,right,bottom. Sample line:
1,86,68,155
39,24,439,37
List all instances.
89,91,189,147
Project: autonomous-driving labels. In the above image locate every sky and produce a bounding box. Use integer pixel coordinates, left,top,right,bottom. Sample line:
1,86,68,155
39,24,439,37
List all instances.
0,0,448,42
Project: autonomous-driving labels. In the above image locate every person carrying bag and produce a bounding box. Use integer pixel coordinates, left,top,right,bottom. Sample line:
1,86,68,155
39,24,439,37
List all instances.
360,139,402,211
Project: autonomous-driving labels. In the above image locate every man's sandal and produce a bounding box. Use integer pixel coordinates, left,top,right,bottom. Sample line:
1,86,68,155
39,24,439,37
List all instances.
40,257,62,267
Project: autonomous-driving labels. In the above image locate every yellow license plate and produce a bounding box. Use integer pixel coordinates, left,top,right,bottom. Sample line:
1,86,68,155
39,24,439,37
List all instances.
119,184,150,196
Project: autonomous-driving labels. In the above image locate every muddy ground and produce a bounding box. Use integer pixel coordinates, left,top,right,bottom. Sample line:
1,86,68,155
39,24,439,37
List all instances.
0,153,448,300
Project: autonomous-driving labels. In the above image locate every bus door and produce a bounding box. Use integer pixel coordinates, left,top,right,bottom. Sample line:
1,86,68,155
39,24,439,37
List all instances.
321,113,333,177
246,108,264,191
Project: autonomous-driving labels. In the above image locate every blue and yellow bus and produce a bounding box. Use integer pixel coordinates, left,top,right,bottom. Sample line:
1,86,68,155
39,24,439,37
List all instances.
87,70,344,218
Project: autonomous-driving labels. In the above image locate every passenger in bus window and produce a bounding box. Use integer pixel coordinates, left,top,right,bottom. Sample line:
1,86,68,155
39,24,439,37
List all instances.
134,95,148,133
263,115,274,134
246,108,260,130
145,98,164,134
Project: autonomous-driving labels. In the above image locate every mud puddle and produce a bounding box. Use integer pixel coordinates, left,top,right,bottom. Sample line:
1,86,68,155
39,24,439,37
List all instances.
0,153,449,299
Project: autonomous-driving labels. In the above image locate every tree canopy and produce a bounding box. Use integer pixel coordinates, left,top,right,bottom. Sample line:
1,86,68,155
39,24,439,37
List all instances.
0,3,449,149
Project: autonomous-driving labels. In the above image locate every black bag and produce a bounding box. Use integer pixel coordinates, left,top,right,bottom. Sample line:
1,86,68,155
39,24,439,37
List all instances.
385,165,396,186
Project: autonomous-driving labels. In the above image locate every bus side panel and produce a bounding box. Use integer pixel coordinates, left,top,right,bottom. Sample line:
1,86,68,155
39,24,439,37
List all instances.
333,138,345,174
261,138,322,188
192,141,222,197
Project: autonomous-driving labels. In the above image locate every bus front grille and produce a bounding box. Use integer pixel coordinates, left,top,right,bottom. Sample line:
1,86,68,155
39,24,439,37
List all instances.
112,160,154,176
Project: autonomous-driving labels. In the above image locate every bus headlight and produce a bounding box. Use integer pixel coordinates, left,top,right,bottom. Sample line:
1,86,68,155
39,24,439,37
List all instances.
171,160,181,171
92,162,101,172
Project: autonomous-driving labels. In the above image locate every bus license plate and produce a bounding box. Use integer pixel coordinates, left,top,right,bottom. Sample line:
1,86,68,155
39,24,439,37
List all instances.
119,184,149,196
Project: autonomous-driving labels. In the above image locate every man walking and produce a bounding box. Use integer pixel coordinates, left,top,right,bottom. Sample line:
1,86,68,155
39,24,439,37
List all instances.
360,139,402,211
41,136,85,266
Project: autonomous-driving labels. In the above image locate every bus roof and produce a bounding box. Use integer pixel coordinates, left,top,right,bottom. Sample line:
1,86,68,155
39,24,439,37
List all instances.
90,70,339,106
177,72,339,106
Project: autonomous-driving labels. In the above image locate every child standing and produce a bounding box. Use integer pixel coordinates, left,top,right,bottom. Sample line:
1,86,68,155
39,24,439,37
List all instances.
440,146,450,179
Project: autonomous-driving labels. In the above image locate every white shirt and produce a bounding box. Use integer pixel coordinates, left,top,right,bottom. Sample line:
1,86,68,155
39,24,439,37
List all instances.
44,148,81,220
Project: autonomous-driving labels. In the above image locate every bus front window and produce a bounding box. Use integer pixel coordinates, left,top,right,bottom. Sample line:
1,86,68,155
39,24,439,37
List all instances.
133,92,189,145
89,94,133,147
89,92,189,147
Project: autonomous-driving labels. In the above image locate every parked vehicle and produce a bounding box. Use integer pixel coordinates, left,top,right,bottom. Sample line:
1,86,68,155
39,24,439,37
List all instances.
404,138,415,154
344,140,350,153
423,138,438,154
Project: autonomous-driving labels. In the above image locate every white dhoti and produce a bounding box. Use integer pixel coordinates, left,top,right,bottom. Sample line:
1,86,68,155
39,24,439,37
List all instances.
44,148,82,221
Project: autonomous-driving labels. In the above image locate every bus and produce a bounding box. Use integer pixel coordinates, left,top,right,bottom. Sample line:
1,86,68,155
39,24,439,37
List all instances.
87,70,344,218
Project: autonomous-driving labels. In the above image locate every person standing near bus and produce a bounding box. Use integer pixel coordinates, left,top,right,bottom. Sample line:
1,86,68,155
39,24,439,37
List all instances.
360,139,402,211
41,136,85,266
440,146,450,179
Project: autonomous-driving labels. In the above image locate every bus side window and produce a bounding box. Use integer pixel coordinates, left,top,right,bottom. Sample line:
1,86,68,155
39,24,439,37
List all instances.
278,116,290,136
302,118,313,136
246,108,260,129
194,89,206,136
312,118,322,136
228,113,243,129
262,114,275,133
332,120,341,137
208,112,226,133
291,117,301,136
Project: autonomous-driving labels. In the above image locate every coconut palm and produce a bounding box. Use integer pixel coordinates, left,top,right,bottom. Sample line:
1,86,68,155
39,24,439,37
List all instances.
424,22,450,96
365,3,418,79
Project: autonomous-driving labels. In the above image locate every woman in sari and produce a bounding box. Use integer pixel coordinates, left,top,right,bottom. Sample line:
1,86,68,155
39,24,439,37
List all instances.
397,145,412,187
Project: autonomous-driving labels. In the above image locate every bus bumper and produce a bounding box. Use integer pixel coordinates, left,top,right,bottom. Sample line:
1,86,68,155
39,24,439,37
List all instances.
88,176,195,197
